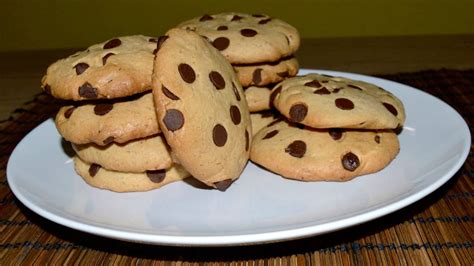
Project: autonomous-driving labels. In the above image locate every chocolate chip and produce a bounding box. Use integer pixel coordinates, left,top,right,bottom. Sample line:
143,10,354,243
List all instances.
263,130,279,139
240,29,257,37
375,135,380,143
155,35,169,54
342,152,360,171
74,62,89,75
332,88,342,93
269,86,282,106
245,129,249,151
285,35,291,45
231,15,243,21
178,63,196,83
64,107,75,118
163,109,184,132
328,128,344,140
102,53,115,65
232,82,241,101
258,18,272,24
149,38,157,43
285,140,306,158
103,136,115,145
89,163,101,177
230,105,241,125
94,103,113,116
43,84,51,95
209,71,225,90
383,103,398,116
348,84,363,90
314,88,331,95
212,37,230,51
252,68,263,85
78,82,98,99
277,71,289,78
199,14,213,21
335,98,354,110
146,169,166,183
305,80,322,88
217,25,228,31
289,103,308,122
162,85,179,100
213,124,227,147
214,179,233,191
103,38,121,49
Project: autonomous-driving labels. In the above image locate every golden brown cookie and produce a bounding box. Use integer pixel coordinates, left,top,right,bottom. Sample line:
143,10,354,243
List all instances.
234,57,299,87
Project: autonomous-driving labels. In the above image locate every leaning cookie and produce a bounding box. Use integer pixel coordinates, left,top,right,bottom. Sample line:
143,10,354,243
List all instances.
250,119,399,181
177,12,300,64
234,57,299,87
271,73,406,129
55,93,160,145
72,134,172,173
152,28,251,191
41,35,157,100
73,156,189,192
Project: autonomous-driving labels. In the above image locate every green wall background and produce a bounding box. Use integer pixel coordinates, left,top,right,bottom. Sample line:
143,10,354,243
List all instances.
1,0,473,51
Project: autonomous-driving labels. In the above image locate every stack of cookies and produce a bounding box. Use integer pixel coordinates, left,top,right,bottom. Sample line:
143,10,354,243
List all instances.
176,12,300,113
250,73,406,181
41,35,191,192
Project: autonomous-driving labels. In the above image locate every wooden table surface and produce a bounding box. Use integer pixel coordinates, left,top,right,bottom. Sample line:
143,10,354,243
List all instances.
1,35,473,264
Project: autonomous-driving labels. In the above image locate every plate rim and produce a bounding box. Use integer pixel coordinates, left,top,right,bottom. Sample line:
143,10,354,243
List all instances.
7,69,471,246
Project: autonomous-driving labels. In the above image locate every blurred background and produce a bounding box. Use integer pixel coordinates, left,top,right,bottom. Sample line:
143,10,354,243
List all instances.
1,0,473,51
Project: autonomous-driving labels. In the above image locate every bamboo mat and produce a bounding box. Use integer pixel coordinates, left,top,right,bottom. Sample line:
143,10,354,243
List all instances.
0,69,473,264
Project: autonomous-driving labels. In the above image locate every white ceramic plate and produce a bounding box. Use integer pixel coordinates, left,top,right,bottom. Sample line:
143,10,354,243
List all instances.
7,69,470,246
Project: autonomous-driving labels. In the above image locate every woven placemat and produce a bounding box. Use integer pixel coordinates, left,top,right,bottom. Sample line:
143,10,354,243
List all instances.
1,69,473,264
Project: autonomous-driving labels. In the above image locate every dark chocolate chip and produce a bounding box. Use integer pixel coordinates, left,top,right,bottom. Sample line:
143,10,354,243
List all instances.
231,15,243,21
348,84,363,90
103,38,121,49
335,98,354,110
375,135,380,143
289,103,308,122
258,18,272,24
162,85,180,100
155,35,169,54
232,82,241,101
163,109,185,132
285,140,306,158
89,163,101,177
64,107,75,119
305,80,322,88
74,62,89,75
217,25,228,31
213,124,227,147
78,82,98,99
209,71,226,90
245,129,249,151
214,179,233,191
212,37,230,51
277,71,289,78
240,29,257,37
383,102,398,116
252,68,263,85
94,103,113,116
328,128,344,140
146,169,166,183
230,105,241,125
332,88,342,93
103,136,115,145
178,63,196,83
314,88,331,95
342,152,360,171
102,53,115,65
269,85,282,106
199,14,213,21
263,130,279,139
149,38,157,43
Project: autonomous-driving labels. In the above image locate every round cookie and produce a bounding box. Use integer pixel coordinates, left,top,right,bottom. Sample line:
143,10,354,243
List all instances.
250,119,400,181
245,85,273,112
250,111,281,136
271,74,406,129
56,92,160,145
72,134,172,173
41,35,157,100
234,57,299,87
73,157,189,192
152,28,251,191
177,12,300,64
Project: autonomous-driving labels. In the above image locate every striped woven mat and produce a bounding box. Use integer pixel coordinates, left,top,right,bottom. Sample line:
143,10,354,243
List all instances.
0,69,473,264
